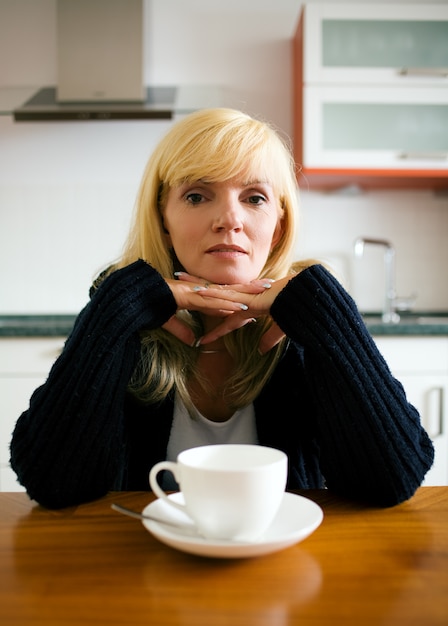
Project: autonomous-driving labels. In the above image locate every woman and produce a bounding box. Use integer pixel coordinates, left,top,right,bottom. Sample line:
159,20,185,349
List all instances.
10,108,433,509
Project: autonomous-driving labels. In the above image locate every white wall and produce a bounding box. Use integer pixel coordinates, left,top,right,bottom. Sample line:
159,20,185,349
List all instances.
1,0,447,314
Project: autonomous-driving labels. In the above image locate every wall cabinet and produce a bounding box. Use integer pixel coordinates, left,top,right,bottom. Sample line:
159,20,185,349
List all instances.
374,336,448,486
0,338,64,491
293,3,448,190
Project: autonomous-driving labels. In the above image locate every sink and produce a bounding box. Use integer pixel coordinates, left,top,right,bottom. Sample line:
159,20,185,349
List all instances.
362,314,448,326
414,316,448,325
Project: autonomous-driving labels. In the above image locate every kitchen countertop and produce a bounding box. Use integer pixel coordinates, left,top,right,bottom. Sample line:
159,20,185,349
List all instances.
361,311,448,336
0,315,76,337
1,312,448,338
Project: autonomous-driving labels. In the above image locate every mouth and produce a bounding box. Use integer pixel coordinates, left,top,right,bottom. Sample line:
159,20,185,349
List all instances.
205,244,247,255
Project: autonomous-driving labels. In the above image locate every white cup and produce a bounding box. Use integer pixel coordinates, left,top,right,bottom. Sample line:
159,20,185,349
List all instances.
149,444,287,541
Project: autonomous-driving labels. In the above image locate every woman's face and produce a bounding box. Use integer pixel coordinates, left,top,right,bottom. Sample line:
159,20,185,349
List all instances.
162,176,283,285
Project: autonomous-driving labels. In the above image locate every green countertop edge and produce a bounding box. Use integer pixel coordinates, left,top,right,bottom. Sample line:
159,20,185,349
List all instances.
361,310,448,336
1,313,448,338
363,322,448,336
0,315,77,337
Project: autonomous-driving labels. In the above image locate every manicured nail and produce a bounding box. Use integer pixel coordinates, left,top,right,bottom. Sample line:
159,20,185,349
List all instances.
239,303,249,311
194,338,202,348
174,271,184,276
262,283,272,289
192,285,206,292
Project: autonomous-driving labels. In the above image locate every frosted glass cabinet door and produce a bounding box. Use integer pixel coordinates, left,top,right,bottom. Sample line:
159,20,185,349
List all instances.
304,3,448,85
303,86,448,169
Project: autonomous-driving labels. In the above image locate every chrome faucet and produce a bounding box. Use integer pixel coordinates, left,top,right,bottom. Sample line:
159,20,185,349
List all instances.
354,237,415,324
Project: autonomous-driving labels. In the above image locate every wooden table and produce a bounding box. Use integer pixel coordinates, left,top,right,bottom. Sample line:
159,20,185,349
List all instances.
0,488,447,626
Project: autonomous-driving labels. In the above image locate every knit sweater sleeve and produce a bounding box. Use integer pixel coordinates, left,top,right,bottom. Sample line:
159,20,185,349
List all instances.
270,264,434,506
10,260,177,509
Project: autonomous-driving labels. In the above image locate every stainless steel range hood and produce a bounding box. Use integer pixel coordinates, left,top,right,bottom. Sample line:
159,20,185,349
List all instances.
13,85,222,122
13,0,219,122
14,86,176,121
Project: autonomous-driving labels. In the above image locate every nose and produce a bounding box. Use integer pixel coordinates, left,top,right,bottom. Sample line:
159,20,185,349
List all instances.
211,194,244,232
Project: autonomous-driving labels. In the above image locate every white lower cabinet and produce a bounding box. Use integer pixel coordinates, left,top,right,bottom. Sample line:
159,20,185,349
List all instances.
374,337,448,486
0,338,65,491
1,336,446,491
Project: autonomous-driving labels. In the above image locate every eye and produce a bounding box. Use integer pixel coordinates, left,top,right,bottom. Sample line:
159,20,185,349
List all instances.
185,192,205,205
247,194,266,206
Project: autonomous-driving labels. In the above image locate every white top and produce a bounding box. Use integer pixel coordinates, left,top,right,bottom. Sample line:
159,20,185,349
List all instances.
161,392,258,490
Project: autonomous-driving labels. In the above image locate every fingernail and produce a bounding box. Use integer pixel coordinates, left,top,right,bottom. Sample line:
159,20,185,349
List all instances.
262,283,272,289
174,271,184,276
192,285,206,292
249,317,257,323
239,303,249,311
193,338,202,348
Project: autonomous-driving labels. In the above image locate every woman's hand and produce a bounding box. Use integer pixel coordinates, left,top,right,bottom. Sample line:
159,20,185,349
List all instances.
163,272,293,354
167,272,270,315
162,272,270,347
194,275,293,353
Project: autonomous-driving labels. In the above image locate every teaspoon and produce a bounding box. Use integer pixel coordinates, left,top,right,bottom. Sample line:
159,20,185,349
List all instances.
111,502,196,530
112,503,255,543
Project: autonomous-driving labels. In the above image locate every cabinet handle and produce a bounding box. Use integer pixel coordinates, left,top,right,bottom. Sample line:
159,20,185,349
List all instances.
426,387,444,439
398,67,448,78
397,152,447,162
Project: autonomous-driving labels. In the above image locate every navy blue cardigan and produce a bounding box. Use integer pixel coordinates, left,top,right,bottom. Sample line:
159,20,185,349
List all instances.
10,261,434,509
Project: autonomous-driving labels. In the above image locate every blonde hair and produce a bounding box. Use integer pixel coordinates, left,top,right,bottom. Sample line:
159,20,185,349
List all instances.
114,108,308,413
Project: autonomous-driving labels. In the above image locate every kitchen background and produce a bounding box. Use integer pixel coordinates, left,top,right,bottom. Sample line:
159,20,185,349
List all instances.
1,0,447,316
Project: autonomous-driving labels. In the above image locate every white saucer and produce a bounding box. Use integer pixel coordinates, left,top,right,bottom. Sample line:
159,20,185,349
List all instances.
141,492,323,558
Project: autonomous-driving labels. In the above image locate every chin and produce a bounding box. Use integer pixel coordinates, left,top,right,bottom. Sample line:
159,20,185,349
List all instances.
215,274,255,285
